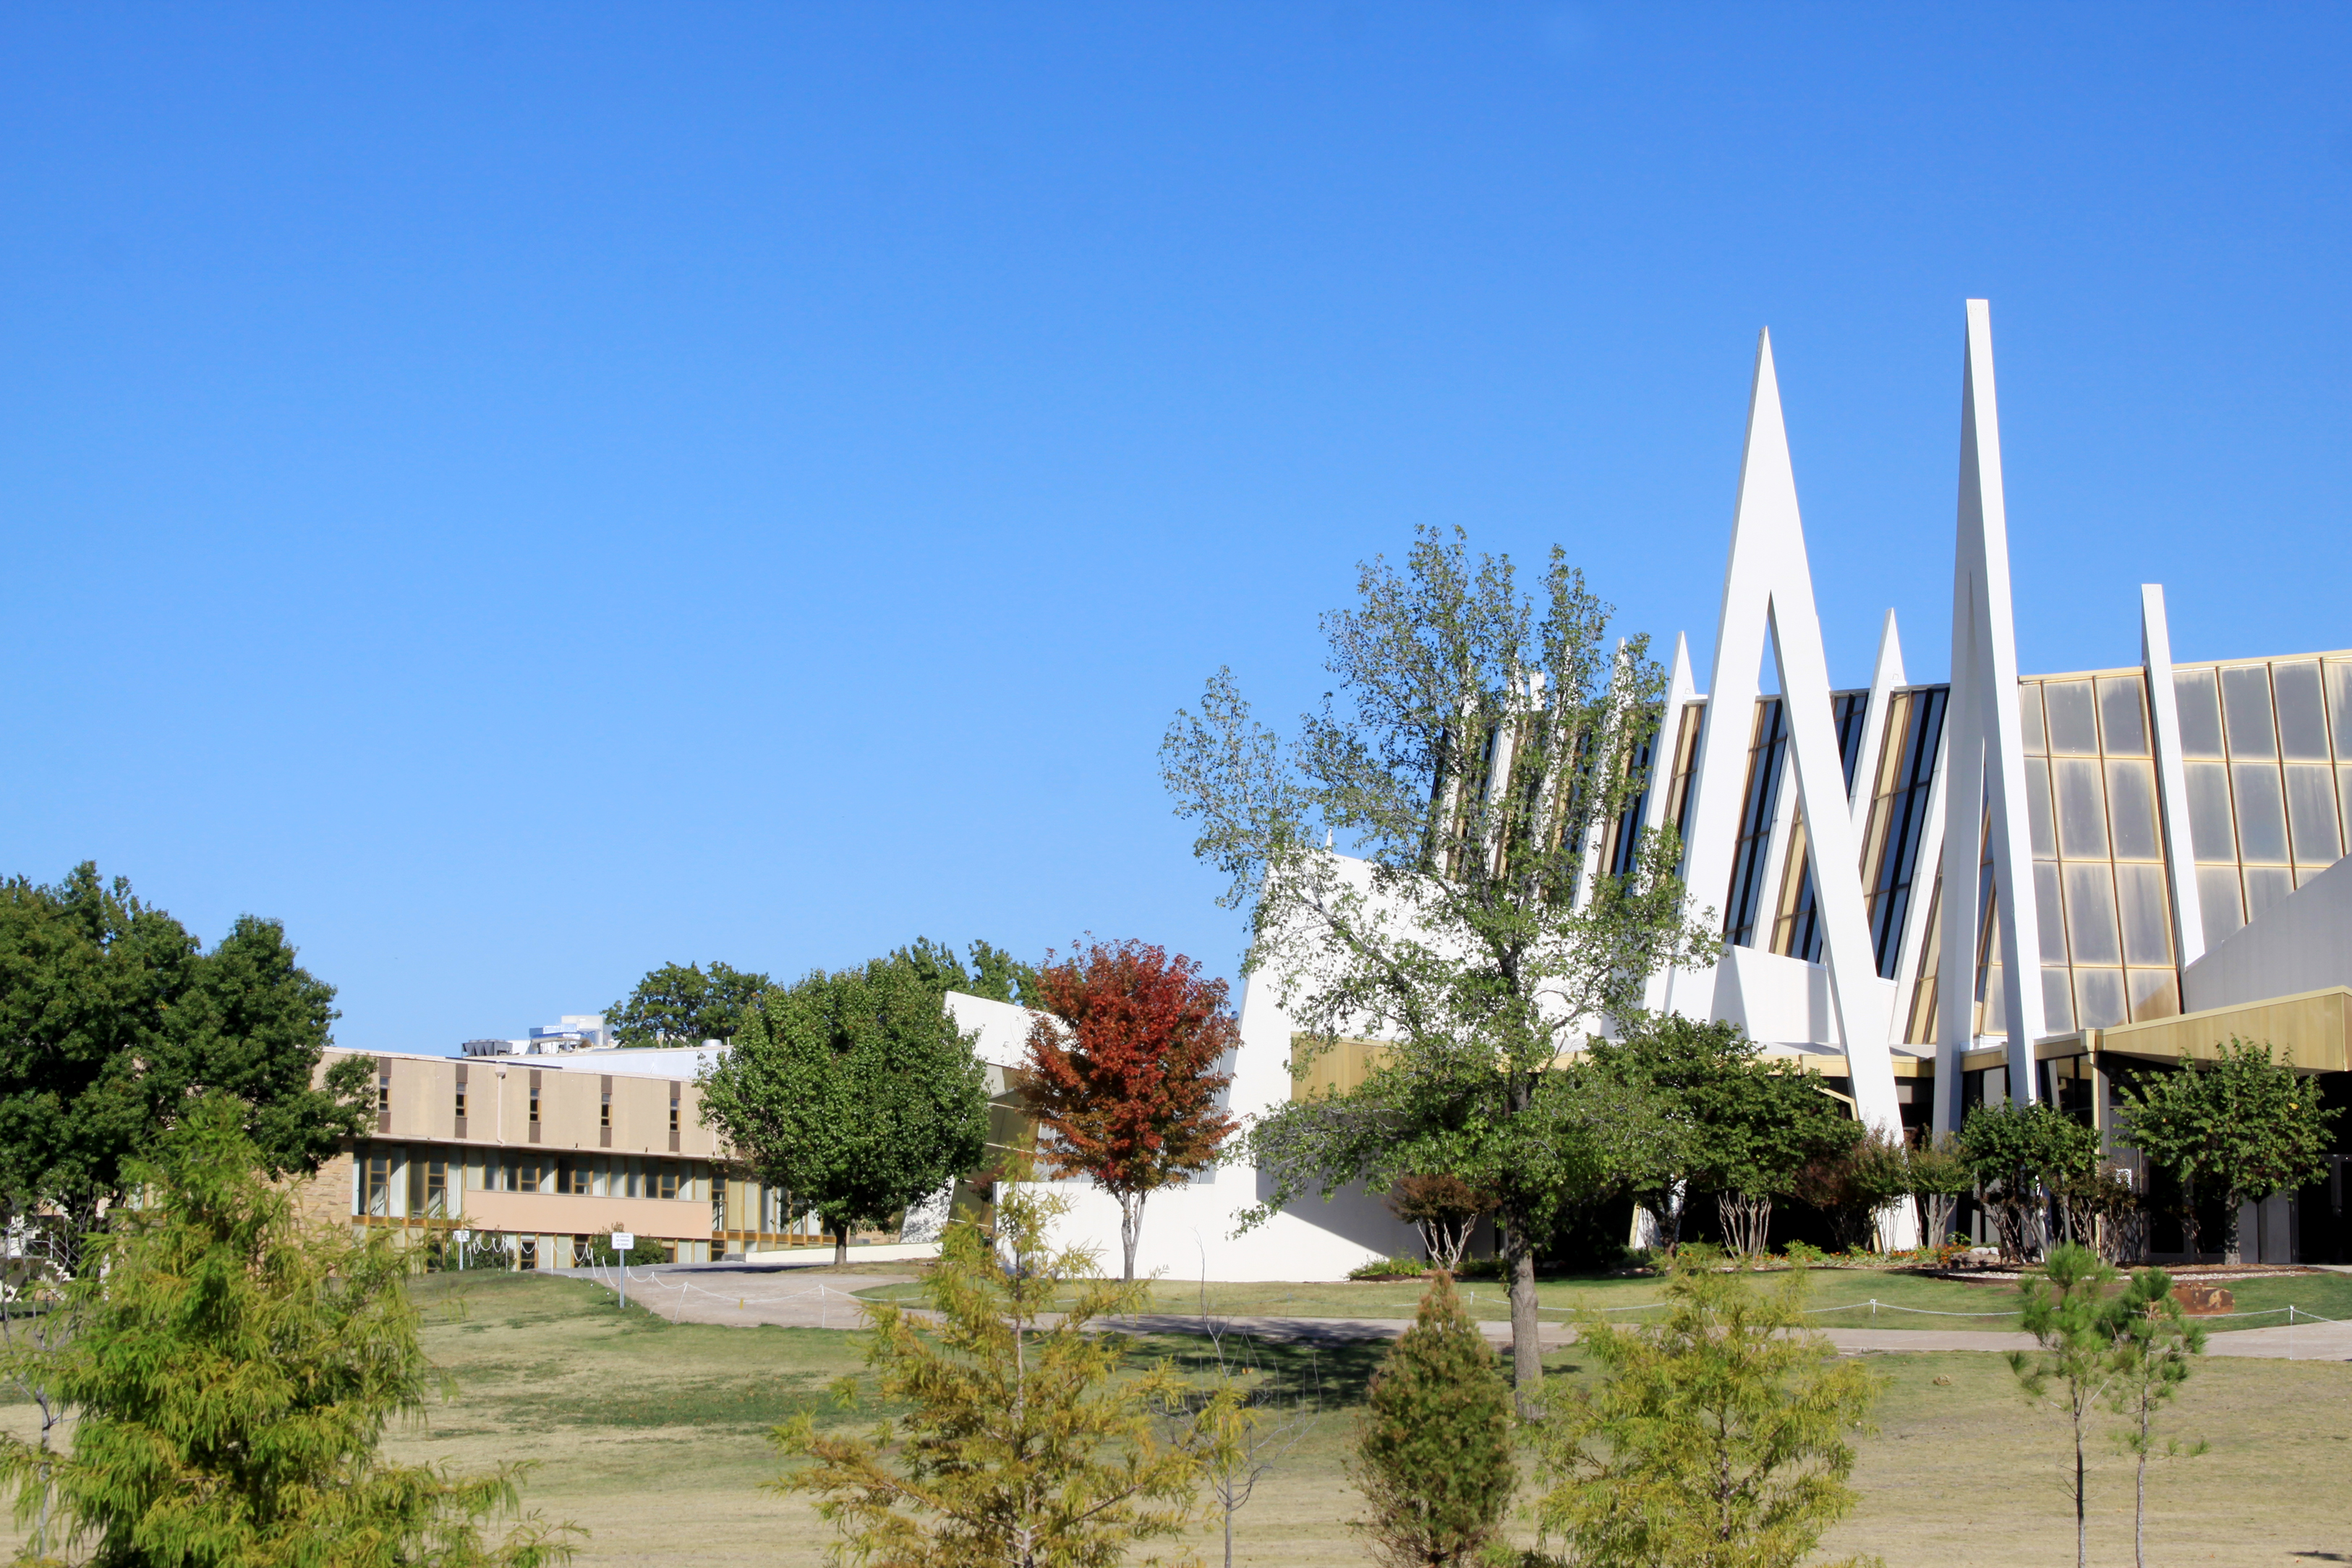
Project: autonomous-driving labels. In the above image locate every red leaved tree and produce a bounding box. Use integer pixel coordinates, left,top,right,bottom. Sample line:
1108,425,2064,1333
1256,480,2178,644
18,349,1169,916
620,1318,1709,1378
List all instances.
1024,939,1241,1282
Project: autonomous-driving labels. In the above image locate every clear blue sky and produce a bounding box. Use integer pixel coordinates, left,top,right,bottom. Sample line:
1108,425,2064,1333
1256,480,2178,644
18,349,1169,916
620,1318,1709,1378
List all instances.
5,4,2348,1052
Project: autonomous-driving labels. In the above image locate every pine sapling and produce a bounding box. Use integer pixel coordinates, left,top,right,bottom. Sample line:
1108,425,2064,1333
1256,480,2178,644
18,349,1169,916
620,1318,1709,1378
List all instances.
1350,1271,1516,1568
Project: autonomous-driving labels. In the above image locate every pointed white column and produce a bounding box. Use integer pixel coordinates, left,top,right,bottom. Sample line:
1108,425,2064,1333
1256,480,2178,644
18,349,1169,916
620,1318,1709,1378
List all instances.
1849,610,1907,825
1934,299,2047,1133
1674,330,1902,1140
2141,584,2206,969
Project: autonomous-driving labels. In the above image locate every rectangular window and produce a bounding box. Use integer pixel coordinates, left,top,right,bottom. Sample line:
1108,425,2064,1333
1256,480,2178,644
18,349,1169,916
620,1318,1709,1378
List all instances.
377,1067,391,1115
454,1084,467,1121
669,1086,681,1136
2285,764,2342,865
2232,764,2291,863
2174,670,2225,758
425,1159,448,1218
365,1151,391,1217
2115,863,2174,967
1722,698,1788,948
1663,700,1707,851
2043,680,2098,755
2018,682,2048,754
2273,661,2330,760
2096,675,2149,757
519,1238,537,1271
1860,685,1946,979
2222,665,2278,759
519,1160,541,1194
658,1167,680,1201
2105,760,2162,861
2053,758,2109,860
2183,763,2236,861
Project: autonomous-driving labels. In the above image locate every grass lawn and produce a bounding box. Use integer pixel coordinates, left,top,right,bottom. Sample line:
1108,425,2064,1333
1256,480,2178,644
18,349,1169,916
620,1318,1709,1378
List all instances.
4,1271,2348,1566
856,1261,2352,1333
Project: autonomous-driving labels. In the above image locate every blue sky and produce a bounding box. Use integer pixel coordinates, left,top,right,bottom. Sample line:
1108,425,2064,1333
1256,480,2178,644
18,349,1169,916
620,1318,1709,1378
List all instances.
4,4,2348,1052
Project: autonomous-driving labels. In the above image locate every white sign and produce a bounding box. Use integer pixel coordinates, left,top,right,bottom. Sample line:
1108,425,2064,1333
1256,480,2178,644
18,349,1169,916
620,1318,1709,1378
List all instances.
453,1230,472,1244
609,1232,635,1252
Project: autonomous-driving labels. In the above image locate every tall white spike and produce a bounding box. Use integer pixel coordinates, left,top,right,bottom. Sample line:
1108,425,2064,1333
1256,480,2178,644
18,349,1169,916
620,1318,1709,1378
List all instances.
1933,300,2047,1136
1674,330,1903,1146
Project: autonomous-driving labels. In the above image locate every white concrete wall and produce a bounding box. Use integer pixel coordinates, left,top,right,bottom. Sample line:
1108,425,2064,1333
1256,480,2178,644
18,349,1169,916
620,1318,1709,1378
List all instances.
2181,854,2352,1013
947,975,1419,1282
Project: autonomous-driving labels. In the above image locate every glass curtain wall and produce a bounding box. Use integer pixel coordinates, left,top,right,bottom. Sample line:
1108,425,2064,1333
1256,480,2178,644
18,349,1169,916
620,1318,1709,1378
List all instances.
2173,657,2352,952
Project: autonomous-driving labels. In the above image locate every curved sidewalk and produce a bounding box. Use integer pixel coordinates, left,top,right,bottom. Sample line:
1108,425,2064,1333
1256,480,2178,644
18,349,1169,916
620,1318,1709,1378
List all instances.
553,1266,2352,1360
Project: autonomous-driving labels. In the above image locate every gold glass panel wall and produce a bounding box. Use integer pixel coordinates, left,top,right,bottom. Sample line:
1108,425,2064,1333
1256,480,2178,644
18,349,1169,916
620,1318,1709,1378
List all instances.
2175,657,2352,953
2013,670,2177,1029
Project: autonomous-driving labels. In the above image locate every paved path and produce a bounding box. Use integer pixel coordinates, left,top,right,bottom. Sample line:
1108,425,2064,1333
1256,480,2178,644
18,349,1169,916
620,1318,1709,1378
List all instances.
553,1261,915,1329
550,1268,2352,1360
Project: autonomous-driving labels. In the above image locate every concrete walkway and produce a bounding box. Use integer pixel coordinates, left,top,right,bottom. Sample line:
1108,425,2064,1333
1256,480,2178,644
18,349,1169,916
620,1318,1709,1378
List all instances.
553,1261,915,1329
551,1266,2352,1360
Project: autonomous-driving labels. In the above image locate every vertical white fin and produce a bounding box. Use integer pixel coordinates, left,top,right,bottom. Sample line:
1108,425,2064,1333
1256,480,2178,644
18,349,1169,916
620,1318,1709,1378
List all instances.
2142,584,2206,968
1933,299,2047,1137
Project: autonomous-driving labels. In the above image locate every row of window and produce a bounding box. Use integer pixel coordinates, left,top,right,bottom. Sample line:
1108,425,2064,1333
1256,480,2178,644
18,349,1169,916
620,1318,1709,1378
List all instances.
353,1143,709,1218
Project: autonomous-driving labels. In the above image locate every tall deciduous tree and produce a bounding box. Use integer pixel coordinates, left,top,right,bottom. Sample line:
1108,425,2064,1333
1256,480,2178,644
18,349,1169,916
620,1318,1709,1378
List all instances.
1162,527,1715,1410
889,937,1039,1009
0,863,366,1243
1537,1255,1881,1568
605,960,773,1049
698,958,989,1264
775,1179,1233,1568
1024,939,1239,1282
0,1096,576,1568
2116,1039,2338,1264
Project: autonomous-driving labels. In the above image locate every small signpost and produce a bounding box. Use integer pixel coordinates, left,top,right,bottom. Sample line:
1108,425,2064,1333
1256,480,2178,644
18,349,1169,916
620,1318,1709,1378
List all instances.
453,1230,472,1271
610,1233,635,1311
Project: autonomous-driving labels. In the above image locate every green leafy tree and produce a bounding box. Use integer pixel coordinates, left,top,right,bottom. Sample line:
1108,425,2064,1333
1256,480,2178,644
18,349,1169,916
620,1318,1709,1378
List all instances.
1957,1102,2098,1262
2115,1039,2339,1264
2102,1268,2207,1568
0,863,366,1240
1587,1015,1855,1257
0,1095,577,1568
605,960,772,1049
1537,1255,1880,1568
1349,1271,1516,1568
1245,1049,1668,1384
1381,1173,1498,1273
2008,1243,2121,1568
0,864,365,1472
775,1177,1233,1568
1164,527,1716,1409
698,958,989,1264
889,937,1039,1008
1905,1135,1975,1254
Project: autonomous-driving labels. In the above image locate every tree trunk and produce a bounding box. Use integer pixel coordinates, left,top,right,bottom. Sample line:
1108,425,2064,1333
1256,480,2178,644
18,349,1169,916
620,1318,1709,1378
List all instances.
2179,1177,2202,1262
2221,1189,2245,1266
1504,1219,1543,1418
1120,1190,1146,1282
834,1223,849,1268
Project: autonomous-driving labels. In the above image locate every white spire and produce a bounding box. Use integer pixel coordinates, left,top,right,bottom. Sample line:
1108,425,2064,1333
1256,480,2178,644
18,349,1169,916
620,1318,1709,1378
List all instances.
1933,299,2048,1135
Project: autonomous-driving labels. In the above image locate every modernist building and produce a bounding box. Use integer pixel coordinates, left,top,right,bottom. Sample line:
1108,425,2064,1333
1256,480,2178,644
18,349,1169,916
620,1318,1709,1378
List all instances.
981,299,2351,1280
305,1044,847,1266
